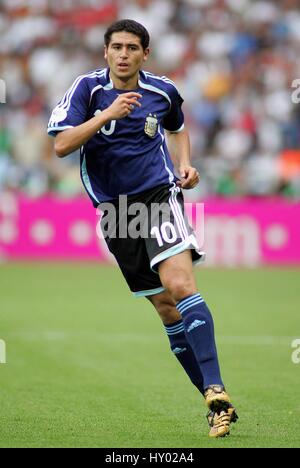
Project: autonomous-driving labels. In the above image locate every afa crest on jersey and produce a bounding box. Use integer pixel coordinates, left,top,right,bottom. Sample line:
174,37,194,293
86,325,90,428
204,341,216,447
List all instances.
144,113,158,138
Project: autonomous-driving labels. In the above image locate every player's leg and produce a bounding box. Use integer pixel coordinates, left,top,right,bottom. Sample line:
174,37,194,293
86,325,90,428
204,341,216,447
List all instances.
146,290,204,395
157,250,236,436
158,250,224,390
147,272,237,438
144,186,237,437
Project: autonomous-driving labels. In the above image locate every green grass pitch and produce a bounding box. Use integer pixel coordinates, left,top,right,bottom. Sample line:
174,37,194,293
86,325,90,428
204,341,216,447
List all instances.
0,263,299,448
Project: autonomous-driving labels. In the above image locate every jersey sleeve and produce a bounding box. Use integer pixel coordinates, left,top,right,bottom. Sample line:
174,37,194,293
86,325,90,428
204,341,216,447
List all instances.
47,76,90,137
162,85,185,133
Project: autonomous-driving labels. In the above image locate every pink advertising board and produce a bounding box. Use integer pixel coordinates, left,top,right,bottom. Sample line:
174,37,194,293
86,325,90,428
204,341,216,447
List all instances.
0,192,299,266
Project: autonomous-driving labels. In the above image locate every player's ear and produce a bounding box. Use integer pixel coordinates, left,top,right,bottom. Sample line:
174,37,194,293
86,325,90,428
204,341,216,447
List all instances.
143,48,150,62
104,45,108,60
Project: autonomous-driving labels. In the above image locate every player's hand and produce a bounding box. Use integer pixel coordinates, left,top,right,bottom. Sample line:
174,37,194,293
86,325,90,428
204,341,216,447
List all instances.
104,92,142,120
176,166,200,189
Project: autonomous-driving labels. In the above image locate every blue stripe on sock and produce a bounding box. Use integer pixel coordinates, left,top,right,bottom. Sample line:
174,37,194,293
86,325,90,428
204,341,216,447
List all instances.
179,299,205,315
166,328,185,336
165,323,184,332
165,325,185,333
177,297,204,314
176,294,203,311
177,297,203,313
164,325,185,335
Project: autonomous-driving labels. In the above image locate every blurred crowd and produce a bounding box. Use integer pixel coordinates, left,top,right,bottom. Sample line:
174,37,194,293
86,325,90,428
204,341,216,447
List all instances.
1,0,300,199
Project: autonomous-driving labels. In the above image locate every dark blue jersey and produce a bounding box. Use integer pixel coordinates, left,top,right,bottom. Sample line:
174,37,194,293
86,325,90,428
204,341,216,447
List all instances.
48,68,185,206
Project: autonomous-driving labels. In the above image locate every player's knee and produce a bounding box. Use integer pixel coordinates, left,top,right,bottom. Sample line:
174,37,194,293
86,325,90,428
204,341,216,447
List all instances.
164,276,196,303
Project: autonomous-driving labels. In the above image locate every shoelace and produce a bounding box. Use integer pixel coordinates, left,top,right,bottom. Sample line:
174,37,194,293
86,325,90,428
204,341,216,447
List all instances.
214,411,231,428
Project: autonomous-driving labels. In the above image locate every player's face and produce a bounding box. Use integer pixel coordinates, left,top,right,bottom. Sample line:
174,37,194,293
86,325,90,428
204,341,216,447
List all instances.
104,32,149,84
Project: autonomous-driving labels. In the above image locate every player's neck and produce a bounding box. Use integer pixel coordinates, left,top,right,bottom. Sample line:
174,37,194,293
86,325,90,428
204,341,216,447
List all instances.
110,71,139,91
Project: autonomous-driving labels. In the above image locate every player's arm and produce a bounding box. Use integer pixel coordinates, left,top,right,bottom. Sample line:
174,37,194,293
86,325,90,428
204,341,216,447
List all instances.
54,92,142,158
166,128,199,189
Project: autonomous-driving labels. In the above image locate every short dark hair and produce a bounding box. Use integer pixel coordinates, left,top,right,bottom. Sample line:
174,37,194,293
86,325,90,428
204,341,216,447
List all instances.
104,19,150,50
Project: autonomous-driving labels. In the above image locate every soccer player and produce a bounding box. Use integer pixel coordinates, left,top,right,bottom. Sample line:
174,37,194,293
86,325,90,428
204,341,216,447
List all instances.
48,19,237,438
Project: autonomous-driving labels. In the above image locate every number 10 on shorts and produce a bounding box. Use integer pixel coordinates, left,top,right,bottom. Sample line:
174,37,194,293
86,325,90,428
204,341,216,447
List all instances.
151,222,178,246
